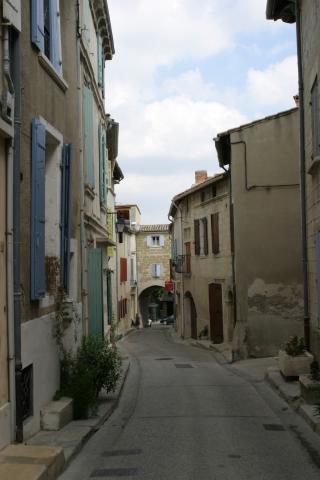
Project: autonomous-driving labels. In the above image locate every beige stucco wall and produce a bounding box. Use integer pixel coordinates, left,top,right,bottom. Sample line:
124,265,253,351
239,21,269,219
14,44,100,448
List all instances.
230,109,303,358
300,1,320,358
136,228,172,297
173,178,233,340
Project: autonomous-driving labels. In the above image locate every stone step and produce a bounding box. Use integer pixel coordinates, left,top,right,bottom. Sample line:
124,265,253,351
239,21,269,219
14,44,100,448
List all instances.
0,444,64,480
41,397,73,431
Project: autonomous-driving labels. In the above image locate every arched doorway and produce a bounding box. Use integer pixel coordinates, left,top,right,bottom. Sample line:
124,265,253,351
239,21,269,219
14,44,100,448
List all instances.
139,286,173,326
184,291,197,339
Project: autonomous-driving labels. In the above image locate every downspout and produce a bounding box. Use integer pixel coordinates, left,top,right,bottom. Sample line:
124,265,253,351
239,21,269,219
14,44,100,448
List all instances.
170,200,184,338
76,0,88,336
295,0,310,350
10,24,23,442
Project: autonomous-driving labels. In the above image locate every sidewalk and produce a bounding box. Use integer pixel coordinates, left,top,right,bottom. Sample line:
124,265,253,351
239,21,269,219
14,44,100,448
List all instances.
170,330,320,437
0,358,130,480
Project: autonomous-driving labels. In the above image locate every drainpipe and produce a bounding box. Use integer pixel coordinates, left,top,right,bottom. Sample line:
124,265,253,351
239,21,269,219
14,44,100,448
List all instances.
169,200,184,338
295,0,310,350
76,0,88,336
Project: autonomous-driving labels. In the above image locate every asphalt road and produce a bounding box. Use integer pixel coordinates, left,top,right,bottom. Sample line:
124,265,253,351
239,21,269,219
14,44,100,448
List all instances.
59,326,320,480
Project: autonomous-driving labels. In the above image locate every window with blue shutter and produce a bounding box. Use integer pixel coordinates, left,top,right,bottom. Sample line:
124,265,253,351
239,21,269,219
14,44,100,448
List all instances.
83,85,95,188
31,118,46,300
98,123,106,204
60,144,72,292
31,0,62,74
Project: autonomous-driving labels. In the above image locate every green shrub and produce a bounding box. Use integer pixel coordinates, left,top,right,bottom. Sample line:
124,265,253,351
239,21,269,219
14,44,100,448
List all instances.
59,334,122,419
285,336,305,356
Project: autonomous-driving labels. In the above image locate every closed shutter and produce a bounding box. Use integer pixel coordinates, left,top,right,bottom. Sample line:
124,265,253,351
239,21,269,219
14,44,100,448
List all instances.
159,235,165,247
60,144,72,292
31,0,45,50
211,213,220,254
146,236,152,247
50,0,62,74
83,85,94,188
203,217,208,255
156,264,161,277
120,258,127,283
194,219,200,256
31,118,46,300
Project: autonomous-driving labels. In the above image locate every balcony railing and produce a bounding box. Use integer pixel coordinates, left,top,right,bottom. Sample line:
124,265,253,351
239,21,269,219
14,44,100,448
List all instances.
173,254,191,274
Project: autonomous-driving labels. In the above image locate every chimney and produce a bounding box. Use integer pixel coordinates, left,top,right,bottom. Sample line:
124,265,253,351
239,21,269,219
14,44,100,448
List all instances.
195,170,208,184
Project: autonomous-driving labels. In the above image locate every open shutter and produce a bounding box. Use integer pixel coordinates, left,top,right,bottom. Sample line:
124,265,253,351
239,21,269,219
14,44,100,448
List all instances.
194,220,200,256
50,0,62,74
159,235,165,247
147,236,152,247
211,213,220,254
98,124,106,204
83,85,94,188
31,0,45,51
60,144,72,292
203,218,208,255
31,118,46,300
97,34,103,86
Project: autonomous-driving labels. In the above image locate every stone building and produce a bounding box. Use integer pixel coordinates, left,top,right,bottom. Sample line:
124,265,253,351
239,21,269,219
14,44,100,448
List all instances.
169,171,233,342
136,225,173,325
215,108,303,359
0,0,21,451
266,0,320,358
115,205,140,334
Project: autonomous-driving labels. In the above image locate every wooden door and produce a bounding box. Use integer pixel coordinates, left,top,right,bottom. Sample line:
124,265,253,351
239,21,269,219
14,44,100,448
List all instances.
209,283,223,343
88,248,103,335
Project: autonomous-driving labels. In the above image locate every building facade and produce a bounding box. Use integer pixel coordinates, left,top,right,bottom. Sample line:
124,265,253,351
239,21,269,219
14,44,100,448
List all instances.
115,205,140,334
266,0,320,358
136,225,173,325
169,172,233,342
0,0,21,451
215,108,304,358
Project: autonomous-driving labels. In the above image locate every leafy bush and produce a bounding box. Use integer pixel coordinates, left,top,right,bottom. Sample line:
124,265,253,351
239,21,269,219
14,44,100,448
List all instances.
285,336,305,357
58,334,122,419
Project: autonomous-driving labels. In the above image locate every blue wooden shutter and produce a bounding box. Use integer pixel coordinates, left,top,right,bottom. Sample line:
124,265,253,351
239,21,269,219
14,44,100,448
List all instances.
31,118,46,300
83,85,94,188
31,0,45,51
50,0,62,74
98,123,106,204
60,144,72,292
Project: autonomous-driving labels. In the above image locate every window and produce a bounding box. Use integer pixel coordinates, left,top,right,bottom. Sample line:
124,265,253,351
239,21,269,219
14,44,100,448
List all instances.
194,218,208,256
120,257,127,283
200,190,206,203
311,77,320,160
211,213,220,255
31,0,62,74
151,264,161,278
118,232,123,244
31,118,71,300
147,235,164,247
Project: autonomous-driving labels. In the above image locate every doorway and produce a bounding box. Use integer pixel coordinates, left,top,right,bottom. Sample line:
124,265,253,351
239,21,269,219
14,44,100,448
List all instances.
208,283,223,343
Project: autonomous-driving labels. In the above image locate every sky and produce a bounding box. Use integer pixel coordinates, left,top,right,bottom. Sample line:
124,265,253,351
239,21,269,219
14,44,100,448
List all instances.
106,0,298,225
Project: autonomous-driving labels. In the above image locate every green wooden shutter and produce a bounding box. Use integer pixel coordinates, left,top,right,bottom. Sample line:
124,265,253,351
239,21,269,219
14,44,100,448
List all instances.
83,85,94,188
98,123,106,204
88,248,103,335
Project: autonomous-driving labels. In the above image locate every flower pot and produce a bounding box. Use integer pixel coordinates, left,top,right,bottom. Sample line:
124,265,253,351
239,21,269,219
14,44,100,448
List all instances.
299,374,320,404
278,350,314,379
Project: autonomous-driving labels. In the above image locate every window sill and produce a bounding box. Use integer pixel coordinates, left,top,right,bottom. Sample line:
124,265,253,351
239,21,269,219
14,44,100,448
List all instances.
308,156,320,175
38,52,69,93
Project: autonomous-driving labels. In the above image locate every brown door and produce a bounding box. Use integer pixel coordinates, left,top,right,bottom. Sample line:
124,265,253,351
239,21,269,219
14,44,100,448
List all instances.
209,283,223,343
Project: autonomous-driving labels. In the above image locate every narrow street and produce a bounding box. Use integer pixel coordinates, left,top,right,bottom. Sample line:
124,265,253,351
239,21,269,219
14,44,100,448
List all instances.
59,327,320,480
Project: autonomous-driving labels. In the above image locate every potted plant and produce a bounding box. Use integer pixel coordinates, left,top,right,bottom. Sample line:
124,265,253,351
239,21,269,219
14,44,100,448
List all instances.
279,336,314,379
299,360,320,404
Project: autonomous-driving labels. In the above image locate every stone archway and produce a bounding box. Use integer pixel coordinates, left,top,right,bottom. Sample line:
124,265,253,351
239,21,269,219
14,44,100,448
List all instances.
139,286,173,326
184,291,197,339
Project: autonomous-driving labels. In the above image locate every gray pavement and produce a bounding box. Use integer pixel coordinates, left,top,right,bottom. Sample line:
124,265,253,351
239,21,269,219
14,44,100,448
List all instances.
58,326,320,480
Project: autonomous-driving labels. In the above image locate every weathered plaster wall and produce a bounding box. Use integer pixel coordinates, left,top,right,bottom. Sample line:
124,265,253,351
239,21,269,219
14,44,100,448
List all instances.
301,1,320,358
230,109,303,358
